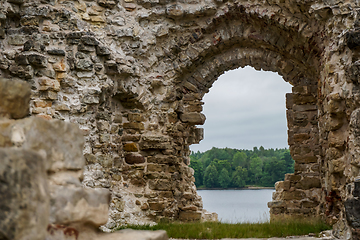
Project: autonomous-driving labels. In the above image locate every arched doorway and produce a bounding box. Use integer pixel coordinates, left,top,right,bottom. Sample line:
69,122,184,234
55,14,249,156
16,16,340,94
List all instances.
165,3,323,220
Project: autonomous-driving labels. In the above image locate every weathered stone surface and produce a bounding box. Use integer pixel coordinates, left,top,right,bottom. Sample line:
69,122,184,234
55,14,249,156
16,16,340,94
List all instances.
180,112,206,125
27,53,48,68
1,0,360,236
0,78,31,119
296,176,321,190
0,149,49,240
0,118,84,171
123,142,138,152
76,228,168,240
346,30,360,49
49,185,110,227
125,153,145,164
178,211,202,221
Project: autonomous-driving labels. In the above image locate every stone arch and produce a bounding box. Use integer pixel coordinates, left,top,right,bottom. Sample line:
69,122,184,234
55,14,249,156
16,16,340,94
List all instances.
159,2,324,219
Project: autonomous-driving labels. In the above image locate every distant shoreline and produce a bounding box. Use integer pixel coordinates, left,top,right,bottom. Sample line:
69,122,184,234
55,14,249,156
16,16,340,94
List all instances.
197,186,275,190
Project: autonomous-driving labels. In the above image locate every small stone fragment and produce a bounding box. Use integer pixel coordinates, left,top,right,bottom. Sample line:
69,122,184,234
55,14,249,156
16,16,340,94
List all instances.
0,78,31,119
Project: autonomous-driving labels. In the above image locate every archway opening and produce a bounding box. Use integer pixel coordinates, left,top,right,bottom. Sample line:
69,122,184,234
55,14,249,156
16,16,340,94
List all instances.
189,66,293,223
191,66,292,152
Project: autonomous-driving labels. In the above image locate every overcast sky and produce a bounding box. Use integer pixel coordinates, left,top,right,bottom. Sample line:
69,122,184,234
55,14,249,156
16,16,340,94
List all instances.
190,66,293,153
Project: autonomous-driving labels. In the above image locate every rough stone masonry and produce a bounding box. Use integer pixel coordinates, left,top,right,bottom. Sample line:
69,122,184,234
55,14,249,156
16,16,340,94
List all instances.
2,0,360,239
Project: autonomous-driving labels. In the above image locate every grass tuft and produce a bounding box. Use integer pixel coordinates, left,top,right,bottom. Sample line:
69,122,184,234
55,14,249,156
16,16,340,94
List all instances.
116,217,331,239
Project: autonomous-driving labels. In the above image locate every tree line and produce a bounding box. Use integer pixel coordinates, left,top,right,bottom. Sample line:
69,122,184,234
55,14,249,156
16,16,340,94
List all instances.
189,146,294,189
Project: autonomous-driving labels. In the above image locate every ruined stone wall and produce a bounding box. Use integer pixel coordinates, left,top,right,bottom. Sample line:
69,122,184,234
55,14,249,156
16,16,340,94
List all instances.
2,0,360,238
0,77,168,239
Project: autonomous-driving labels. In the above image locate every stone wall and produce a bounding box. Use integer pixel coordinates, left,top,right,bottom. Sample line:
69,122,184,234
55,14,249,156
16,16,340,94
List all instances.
0,77,168,239
2,0,360,239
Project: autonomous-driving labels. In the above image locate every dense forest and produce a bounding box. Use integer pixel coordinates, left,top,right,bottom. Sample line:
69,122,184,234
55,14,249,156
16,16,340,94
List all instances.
189,147,294,189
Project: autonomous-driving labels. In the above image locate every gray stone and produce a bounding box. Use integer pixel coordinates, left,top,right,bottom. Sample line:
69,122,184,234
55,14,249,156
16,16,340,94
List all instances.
179,112,206,125
0,149,49,240
8,35,27,45
47,49,66,56
76,59,93,71
27,53,48,68
49,185,110,227
81,36,99,46
98,0,118,8
0,118,85,171
96,45,111,56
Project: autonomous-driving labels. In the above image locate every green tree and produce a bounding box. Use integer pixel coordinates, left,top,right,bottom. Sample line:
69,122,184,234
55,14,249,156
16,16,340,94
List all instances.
214,159,231,173
261,157,286,187
249,154,263,185
219,168,231,188
231,166,248,188
232,151,247,168
281,150,294,173
203,164,218,188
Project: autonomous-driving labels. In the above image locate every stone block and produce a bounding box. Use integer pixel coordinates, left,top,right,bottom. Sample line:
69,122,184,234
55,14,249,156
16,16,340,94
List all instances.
296,176,321,190
128,113,144,122
81,36,99,46
345,30,360,49
123,122,145,130
123,142,139,152
268,200,286,208
140,135,171,150
76,59,93,71
0,149,49,240
292,154,318,164
140,142,171,150
9,64,34,79
122,134,141,142
345,198,360,228
0,78,31,119
50,185,110,227
292,94,317,105
27,53,48,68
147,155,181,164
178,211,202,221
8,35,27,45
96,45,111,55
179,112,206,125
292,133,311,143
330,157,345,174
38,77,61,91
0,118,85,171
96,154,113,168
40,90,58,100
149,179,175,191
125,153,145,164
53,60,67,72
301,200,319,208
147,163,164,172
15,54,29,65
281,190,305,200
148,201,165,211
167,4,184,17
47,49,66,56
142,135,169,142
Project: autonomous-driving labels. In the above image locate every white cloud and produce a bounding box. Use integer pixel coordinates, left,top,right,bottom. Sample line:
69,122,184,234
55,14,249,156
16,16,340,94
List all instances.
190,66,292,152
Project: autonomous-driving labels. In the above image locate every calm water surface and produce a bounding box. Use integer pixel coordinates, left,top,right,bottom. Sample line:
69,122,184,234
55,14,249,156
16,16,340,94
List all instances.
197,189,274,223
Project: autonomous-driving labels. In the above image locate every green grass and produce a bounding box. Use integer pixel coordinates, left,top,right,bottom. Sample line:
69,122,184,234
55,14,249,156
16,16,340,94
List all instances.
116,218,331,239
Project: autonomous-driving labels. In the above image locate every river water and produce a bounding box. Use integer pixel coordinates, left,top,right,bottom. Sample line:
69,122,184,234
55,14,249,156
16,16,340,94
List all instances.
197,189,274,223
